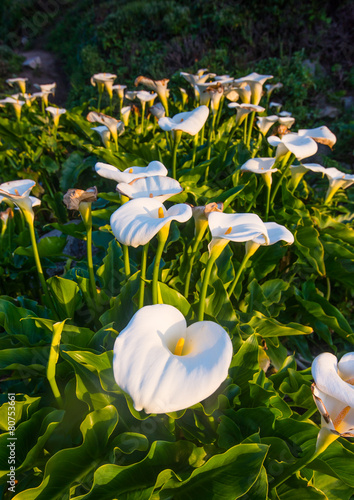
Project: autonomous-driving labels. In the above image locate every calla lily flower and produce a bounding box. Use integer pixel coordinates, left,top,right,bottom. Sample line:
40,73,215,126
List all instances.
110,197,192,247
298,126,337,148
208,212,269,255
13,93,36,107
265,82,283,98
6,77,28,93
0,96,25,120
116,175,182,203
95,160,168,185
234,72,273,105
179,87,188,107
241,158,278,188
228,103,265,127
149,102,165,119
232,83,251,104
120,105,132,126
201,82,225,113
125,91,138,101
256,115,278,135
180,70,216,101
269,102,282,112
34,82,56,94
136,90,157,103
90,73,116,92
289,163,325,189
87,111,124,150
63,187,98,211
225,88,240,102
112,84,126,100
268,133,318,160
323,167,354,204
92,125,111,148
312,352,354,450
113,304,233,414
278,116,295,129
0,179,40,221
32,91,53,108
135,76,170,115
249,221,294,247
158,105,209,136
46,106,66,127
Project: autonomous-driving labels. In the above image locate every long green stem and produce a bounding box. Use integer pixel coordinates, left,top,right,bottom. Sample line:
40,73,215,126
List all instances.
270,153,295,205
265,183,271,222
86,223,97,299
184,233,204,298
152,227,169,305
298,406,318,421
141,101,146,136
246,111,255,148
215,96,225,130
26,216,57,315
123,245,131,279
243,115,248,144
192,133,198,168
246,181,263,212
222,121,237,163
198,253,218,321
171,131,182,180
228,252,252,297
138,243,149,309
97,91,103,112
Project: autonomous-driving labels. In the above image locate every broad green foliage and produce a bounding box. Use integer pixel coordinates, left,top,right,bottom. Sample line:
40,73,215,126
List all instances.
0,51,354,500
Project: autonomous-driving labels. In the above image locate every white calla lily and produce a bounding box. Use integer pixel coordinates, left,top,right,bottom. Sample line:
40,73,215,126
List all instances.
90,73,116,90
34,82,56,95
234,72,273,105
256,115,278,135
298,126,336,148
289,163,325,190
228,103,265,127
278,116,295,130
241,158,278,188
268,133,318,160
13,93,36,107
312,352,354,451
323,167,354,204
135,76,170,115
0,96,25,120
6,77,28,94
95,160,168,185
149,102,165,119
92,126,111,148
116,175,182,203
250,222,294,246
158,106,209,136
46,106,66,127
112,84,126,100
265,82,283,98
87,111,124,151
113,304,233,414
110,197,192,247
136,90,157,103
0,179,40,221
120,105,132,126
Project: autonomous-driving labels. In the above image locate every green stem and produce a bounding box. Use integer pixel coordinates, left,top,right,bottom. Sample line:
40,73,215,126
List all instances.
86,223,97,300
245,181,263,212
152,227,169,305
138,243,149,309
246,111,255,148
97,91,103,112
184,233,204,298
141,101,146,136
123,245,131,279
326,276,331,301
171,132,182,180
27,216,57,315
198,253,217,321
192,133,198,168
243,115,248,144
298,406,318,421
215,96,225,130
222,120,237,163
228,252,252,297
265,183,271,222
270,153,295,205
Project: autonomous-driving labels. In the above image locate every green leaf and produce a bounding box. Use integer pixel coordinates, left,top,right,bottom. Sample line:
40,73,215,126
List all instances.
13,406,118,499
243,312,313,337
159,282,191,317
295,224,325,276
47,276,82,320
60,152,90,191
229,335,259,390
14,236,67,258
96,239,125,296
160,443,268,500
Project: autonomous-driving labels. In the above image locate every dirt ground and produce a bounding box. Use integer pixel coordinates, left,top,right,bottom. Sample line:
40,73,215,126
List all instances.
17,49,69,106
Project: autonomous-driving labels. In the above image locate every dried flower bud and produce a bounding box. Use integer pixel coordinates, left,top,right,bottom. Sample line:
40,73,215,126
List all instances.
63,187,98,211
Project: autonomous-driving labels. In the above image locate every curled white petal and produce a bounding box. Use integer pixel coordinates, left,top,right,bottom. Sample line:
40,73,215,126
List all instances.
95,160,168,184
159,106,209,136
208,212,268,243
110,198,192,247
117,176,182,203
252,222,294,245
113,304,233,414
298,126,336,148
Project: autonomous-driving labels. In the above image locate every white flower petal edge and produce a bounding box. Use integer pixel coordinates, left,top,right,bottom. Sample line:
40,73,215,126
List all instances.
158,106,209,135
113,304,233,414
312,352,354,436
110,198,192,247
241,158,277,174
208,212,268,243
298,126,336,148
116,176,182,203
95,160,168,184
252,222,294,245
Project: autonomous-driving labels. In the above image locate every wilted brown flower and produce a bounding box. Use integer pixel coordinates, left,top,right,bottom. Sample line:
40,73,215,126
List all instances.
63,187,98,211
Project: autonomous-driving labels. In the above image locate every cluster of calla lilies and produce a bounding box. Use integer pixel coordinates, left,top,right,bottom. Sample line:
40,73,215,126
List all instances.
1,66,354,472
